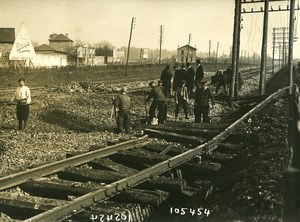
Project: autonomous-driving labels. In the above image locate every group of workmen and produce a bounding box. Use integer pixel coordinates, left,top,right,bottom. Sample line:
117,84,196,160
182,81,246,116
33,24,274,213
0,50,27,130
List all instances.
113,59,215,134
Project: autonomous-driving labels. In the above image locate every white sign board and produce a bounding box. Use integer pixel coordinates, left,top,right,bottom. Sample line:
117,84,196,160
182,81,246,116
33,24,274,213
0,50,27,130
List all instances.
142,49,149,59
77,46,95,58
113,48,125,59
9,23,36,60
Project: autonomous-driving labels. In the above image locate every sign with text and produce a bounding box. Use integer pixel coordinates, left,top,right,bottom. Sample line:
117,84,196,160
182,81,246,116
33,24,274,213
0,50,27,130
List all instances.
9,23,36,60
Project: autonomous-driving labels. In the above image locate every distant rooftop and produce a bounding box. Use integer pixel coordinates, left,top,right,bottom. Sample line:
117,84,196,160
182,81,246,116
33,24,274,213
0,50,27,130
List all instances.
177,44,197,51
49,33,73,42
0,28,15,43
35,44,67,53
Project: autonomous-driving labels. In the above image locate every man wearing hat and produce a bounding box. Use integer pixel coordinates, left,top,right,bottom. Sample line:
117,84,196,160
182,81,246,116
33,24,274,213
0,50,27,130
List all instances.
145,81,167,125
194,80,215,123
160,64,173,97
11,78,31,130
195,59,204,84
174,79,189,120
113,87,132,134
186,62,195,95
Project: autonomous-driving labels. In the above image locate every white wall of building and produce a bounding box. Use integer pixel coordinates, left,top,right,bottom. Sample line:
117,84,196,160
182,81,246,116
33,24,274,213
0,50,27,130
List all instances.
32,53,68,67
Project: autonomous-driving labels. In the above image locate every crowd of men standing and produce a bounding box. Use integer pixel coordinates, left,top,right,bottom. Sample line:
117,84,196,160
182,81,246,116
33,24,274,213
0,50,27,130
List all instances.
113,58,217,134
149,58,215,125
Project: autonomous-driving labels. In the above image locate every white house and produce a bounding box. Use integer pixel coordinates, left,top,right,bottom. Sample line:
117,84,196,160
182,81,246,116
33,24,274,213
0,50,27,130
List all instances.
33,44,68,67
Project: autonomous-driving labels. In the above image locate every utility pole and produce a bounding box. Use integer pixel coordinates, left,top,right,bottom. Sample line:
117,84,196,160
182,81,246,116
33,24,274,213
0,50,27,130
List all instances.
186,33,191,63
229,45,232,63
241,49,244,63
215,42,219,70
230,0,241,100
247,52,250,64
288,0,296,93
278,43,281,68
283,27,286,66
272,27,276,75
158,25,163,65
209,40,211,63
274,27,289,69
234,8,242,97
125,17,136,76
259,0,269,95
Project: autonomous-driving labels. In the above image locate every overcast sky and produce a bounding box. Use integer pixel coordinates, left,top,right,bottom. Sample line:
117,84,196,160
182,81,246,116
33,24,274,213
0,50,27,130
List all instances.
1,0,300,59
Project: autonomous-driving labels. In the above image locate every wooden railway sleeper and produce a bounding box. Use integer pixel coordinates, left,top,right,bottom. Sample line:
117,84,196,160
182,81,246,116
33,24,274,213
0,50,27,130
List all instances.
23,88,293,221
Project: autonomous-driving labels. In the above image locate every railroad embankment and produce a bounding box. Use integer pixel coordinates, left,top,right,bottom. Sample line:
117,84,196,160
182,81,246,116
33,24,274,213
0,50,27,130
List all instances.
0,62,250,88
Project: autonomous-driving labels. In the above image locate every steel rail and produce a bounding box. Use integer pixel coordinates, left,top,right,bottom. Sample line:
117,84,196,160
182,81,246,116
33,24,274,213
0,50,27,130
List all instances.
0,135,149,191
25,86,292,222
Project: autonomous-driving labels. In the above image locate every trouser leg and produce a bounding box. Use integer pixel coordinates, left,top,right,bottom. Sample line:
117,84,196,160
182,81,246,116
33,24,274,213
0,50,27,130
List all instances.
194,105,201,123
157,102,166,124
149,101,156,119
123,110,131,134
18,120,23,130
203,106,210,123
117,111,125,133
175,104,180,118
183,100,188,117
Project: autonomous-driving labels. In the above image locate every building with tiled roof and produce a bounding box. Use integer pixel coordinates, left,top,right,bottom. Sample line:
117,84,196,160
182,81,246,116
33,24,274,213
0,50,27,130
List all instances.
35,44,67,54
0,28,15,43
177,44,197,63
0,28,15,67
33,44,69,67
49,33,73,50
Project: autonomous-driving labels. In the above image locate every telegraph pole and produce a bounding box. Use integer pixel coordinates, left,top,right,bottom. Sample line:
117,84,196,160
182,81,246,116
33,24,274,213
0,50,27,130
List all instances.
209,40,211,63
158,25,163,65
230,0,241,100
234,5,242,97
215,42,219,70
259,0,269,95
241,49,244,63
288,0,296,92
186,33,191,63
278,43,281,68
272,28,276,75
274,27,289,69
283,27,286,66
125,17,136,76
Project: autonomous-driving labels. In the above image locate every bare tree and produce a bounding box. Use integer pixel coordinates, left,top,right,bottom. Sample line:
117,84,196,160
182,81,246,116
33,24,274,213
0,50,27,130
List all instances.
93,41,114,56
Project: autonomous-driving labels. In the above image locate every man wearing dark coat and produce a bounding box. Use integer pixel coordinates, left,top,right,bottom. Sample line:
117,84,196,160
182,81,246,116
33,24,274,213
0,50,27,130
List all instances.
195,59,204,84
186,62,195,95
172,65,180,93
160,64,173,97
113,87,132,134
179,64,188,83
194,81,215,123
145,81,167,125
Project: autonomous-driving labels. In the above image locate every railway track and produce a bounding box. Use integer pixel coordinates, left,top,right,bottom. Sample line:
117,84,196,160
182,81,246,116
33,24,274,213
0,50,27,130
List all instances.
0,66,263,97
0,84,291,222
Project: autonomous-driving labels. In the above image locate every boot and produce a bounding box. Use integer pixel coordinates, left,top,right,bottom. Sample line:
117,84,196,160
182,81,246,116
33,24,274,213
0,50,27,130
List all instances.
18,120,23,130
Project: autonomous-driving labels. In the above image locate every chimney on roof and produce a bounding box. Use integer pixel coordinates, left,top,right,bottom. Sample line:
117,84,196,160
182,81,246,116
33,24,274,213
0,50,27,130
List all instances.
49,33,57,39
65,33,68,37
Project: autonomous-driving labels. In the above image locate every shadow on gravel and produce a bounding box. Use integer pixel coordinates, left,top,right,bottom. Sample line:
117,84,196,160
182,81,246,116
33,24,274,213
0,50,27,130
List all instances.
41,109,112,132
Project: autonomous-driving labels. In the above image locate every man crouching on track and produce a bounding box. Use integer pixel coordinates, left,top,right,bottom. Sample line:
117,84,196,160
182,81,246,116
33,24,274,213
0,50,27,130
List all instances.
145,81,167,125
11,78,31,130
113,87,132,134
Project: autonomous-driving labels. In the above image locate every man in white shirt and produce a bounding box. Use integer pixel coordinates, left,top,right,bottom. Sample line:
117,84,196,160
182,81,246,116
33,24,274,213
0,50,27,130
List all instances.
11,78,31,130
